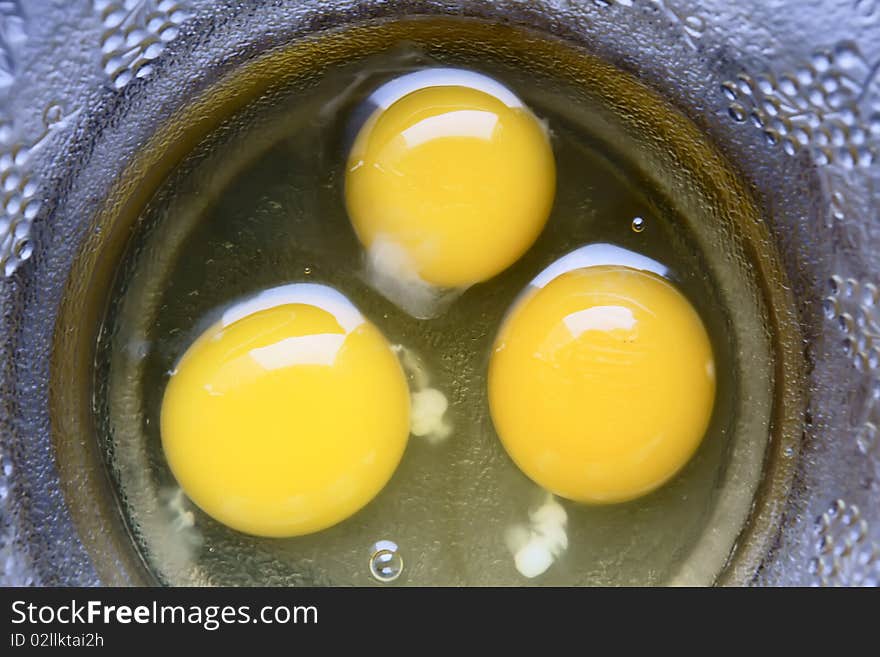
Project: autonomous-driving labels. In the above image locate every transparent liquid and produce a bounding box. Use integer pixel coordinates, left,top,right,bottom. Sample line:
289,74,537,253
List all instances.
95,29,771,586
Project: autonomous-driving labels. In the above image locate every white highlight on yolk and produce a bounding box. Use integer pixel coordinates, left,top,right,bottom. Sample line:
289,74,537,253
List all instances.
249,334,347,369
529,242,668,289
401,110,499,147
563,305,638,336
505,493,569,579
366,68,525,111
219,283,364,331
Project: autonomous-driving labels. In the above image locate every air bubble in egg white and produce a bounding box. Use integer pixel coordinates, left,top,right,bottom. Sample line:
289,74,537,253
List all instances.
369,540,403,583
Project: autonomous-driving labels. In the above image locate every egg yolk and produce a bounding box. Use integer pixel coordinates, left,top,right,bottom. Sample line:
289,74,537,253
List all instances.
488,265,716,504
160,284,410,537
345,83,556,289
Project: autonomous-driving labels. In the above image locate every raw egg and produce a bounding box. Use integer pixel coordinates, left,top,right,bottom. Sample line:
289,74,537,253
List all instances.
160,284,411,537
345,69,556,292
489,259,715,504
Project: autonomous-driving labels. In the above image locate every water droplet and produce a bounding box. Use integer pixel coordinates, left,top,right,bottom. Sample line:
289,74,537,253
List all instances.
856,146,874,167
813,147,831,166
820,74,840,94
631,216,645,232
811,52,832,73
792,127,811,146
829,276,843,295
43,104,63,127
369,540,403,583
829,123,847,147
160,25,180,42
833,42,863,70
736,76,753,96
796,68,814,86
761,98,780,117
770,116,790,136
836,148,856,169
823,296,839,319
114,69,133,89
14,239,32,261
778,75,798,97
6,194,20,215
808,113,826,131
727,103,747,122
720,82,738,101
870,347,880,371
826,91,848,111
861,283,878,307
850,127,866,145
303,266,312,275
2,173,19,192
837,107,857,126
136,64,154,80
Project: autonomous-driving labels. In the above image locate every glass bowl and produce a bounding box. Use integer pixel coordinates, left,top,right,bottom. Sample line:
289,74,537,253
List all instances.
1,0,878,586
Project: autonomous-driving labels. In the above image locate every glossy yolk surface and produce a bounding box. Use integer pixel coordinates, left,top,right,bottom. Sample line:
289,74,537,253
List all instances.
161,287,411,537
345,84,556,289
488,265,716,504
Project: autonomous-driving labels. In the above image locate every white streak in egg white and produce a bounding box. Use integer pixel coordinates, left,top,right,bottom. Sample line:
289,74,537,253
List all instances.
506,493,568,579
364,236,461,320
393,343,429,390
393,344,452,445
402,110,499,147
167,488,195,530
368,68,525,110
410,388,452,444
530,243,668,289
249,334,347,369
512,542,553,579
219,283,365,332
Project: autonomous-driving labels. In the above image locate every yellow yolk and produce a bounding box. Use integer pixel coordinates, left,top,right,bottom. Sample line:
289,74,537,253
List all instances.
345,84,556,289
488,266,716,504
160,285,410,537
